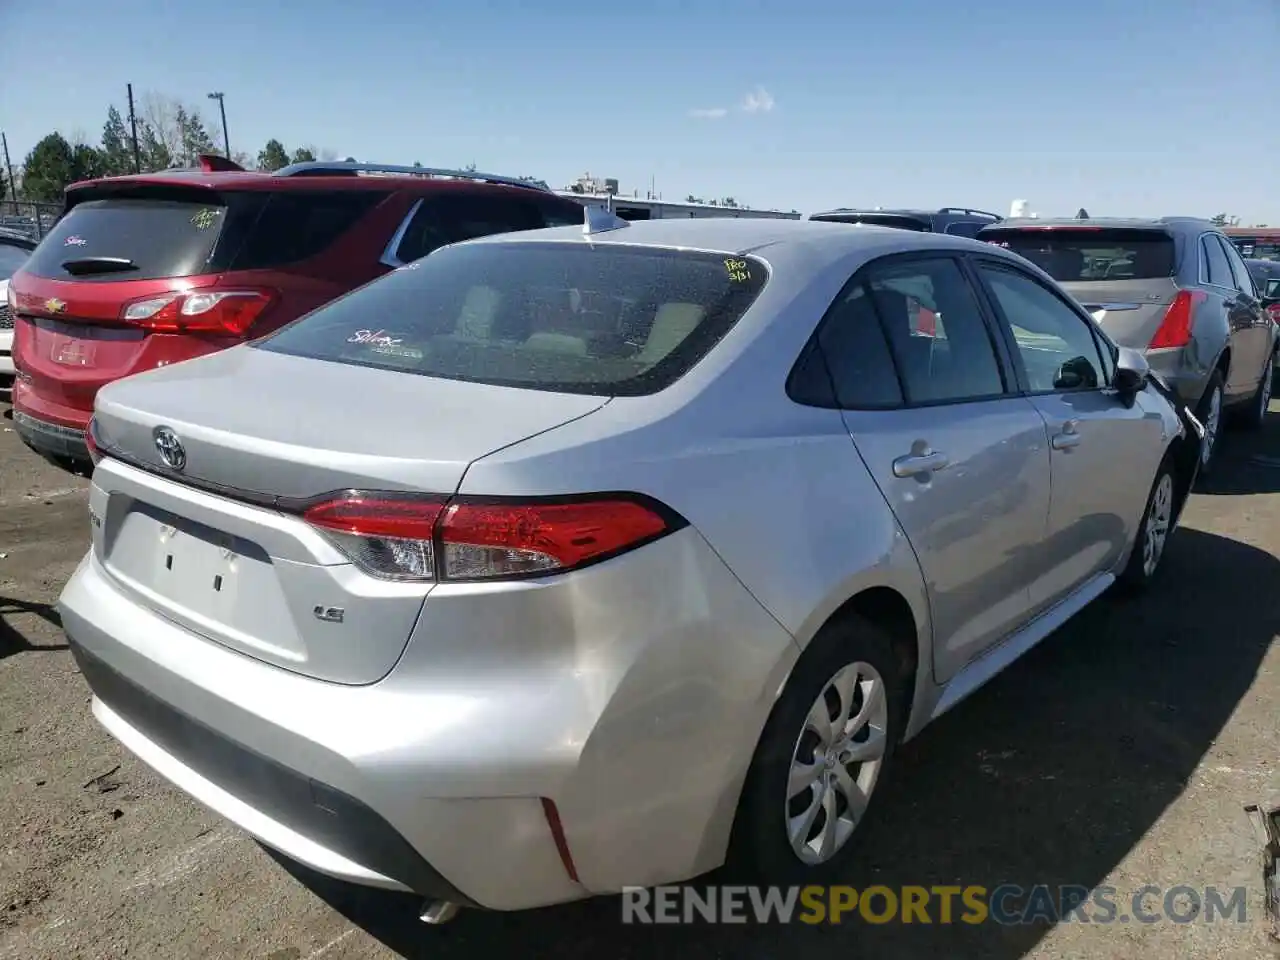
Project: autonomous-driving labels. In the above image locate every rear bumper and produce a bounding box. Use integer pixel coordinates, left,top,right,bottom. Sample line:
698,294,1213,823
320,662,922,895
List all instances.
72,642,474,904
12,409,90,462
1144,348,1210,406
59,523,798,910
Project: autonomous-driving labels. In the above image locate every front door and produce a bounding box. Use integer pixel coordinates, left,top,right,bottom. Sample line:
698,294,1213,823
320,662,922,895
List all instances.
972,258,1166,613
826,255,1051,684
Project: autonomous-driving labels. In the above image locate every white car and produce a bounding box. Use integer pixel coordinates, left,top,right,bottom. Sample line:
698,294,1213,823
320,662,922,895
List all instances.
0,229,38,378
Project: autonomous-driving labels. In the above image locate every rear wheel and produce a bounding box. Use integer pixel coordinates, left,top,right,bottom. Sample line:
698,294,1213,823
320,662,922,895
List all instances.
730,614,901,883
1194,370,1225,477
1117,456,1177,594
1240,350,1274,430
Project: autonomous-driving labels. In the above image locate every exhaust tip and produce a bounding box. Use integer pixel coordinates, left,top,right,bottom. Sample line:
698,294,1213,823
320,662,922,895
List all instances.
419,900,461,925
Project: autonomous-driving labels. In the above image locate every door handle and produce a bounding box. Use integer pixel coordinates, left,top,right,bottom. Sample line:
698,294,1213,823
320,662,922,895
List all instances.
1051,419,1082,451
892,449,950,478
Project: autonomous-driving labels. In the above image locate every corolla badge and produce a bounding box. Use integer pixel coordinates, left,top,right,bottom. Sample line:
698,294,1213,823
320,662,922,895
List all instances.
44,298,66,314
152,426,187,471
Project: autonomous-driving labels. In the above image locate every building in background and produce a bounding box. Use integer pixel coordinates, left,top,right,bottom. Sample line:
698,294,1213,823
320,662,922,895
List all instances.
1223,227,1280,261
559,172,800,221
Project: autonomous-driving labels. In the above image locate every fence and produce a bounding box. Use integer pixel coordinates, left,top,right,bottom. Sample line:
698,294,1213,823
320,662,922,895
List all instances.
0,200,62,242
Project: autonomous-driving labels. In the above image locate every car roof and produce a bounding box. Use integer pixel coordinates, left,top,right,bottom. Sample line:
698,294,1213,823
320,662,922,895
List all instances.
461,215,999,273
65,168,565,199
0,228,36,248
985,216,1213,232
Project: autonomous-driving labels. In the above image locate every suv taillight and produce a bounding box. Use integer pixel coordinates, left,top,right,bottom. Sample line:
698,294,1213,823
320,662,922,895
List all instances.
301,492,680,582
1149,290,1206,349
121,289,276,336
85,416,103,467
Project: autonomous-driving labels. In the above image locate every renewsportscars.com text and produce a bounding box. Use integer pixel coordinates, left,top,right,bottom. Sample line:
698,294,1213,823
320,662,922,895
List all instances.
621,884,1250,925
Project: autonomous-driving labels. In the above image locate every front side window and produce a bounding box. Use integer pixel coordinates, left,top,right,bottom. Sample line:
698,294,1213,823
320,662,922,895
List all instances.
977,262,1106,393
1219,235,1258,297
256,241,768,396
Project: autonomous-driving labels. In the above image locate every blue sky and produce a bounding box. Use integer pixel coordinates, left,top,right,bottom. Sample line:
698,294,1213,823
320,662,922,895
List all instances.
3,0,1279,221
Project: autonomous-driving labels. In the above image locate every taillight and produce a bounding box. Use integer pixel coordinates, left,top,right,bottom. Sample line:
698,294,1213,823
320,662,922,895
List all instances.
120,289,276,336
1266,303,1280,323
85,416,103,467
1149,290,1205,349
301,491,680,582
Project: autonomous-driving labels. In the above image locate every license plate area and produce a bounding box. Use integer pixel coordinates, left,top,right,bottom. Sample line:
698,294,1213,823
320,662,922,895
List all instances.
105,502,273,626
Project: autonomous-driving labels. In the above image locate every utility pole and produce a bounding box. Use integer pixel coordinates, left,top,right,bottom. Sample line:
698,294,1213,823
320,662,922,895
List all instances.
126,83,141,173
207,92,230,158
1,131,17,204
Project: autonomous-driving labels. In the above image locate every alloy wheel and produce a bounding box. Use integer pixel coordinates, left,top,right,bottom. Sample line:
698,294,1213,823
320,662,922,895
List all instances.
1143,473,1174,578
785,661,888,865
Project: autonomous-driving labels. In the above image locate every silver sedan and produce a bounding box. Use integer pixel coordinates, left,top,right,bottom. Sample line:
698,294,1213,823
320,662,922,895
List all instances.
59,213,1200,920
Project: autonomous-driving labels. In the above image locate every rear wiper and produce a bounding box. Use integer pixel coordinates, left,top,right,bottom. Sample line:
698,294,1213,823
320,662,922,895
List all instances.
61,256,139,276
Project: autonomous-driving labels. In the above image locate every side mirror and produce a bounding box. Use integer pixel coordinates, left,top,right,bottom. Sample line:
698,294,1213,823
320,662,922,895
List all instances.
1114,347,1150,405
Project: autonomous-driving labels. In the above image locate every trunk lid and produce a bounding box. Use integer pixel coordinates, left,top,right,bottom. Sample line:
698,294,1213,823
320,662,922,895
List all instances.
90,346,609,683
1058,278,1179,350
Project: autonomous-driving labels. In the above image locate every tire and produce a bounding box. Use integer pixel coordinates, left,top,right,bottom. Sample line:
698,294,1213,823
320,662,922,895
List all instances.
1242,349,1276,430
1194,370,1225,478
729,614,902,884
1117,455,1178,594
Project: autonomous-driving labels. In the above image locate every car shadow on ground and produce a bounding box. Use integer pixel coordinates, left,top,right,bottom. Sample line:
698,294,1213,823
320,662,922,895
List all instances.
268,522,1278,960
1199,408,1280,496
0,597,67,660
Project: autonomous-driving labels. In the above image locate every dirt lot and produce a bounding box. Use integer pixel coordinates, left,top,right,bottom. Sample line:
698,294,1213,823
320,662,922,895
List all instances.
1,393,1278,960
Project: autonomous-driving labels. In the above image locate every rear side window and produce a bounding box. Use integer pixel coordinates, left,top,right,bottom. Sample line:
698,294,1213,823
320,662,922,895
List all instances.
541,201,586,228
23,196,232,282
256,241,768,396
1200,235,1232,287
812,214,931,232
228,191,387,270
811,284,904,408
982,228,1175,281
390,195,547,264
943,221,986,239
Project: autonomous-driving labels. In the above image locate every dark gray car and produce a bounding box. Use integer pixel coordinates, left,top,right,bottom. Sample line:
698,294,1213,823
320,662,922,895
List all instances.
979,217,1277,471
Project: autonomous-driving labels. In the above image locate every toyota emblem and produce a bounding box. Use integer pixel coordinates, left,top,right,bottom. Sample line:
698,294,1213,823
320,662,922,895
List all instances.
152,426,187,471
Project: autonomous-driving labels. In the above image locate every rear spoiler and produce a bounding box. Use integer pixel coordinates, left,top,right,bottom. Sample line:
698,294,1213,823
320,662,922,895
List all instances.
197,154,246,173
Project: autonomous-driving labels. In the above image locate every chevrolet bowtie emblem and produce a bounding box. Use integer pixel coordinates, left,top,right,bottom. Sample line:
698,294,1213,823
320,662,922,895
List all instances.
44,298,67,314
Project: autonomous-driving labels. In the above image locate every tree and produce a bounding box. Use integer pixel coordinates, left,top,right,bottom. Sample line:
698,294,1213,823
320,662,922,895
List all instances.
179,109,216,165
71,143,107,183
1211,213,1228,226
291,146,316,163
257,139,290,171
101,105,134,175
137,120,172,172
722,197,738,208
20,133,76,201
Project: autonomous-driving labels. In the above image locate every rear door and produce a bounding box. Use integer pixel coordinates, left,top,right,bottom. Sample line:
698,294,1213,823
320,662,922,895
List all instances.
820,253,1050,683
982,226,1180,351
970,256,1161,612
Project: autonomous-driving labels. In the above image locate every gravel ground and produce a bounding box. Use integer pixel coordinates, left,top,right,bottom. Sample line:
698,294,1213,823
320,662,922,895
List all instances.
1,392,1277,959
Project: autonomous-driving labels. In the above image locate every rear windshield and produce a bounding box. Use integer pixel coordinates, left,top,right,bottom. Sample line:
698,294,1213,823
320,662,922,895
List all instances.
22,188,387,282
255,240,768,396
23,196,231,282
983,228,1176,281
811,214,930,232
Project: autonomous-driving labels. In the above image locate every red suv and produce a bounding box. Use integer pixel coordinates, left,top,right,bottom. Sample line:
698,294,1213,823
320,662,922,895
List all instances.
6,158,585,467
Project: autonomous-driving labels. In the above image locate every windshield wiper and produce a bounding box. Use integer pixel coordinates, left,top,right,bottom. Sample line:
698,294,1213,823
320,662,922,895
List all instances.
61,256,139,276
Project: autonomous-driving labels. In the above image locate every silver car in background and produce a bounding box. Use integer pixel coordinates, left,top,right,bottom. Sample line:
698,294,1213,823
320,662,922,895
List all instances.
980,217,1277,472
60,216,1199,920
